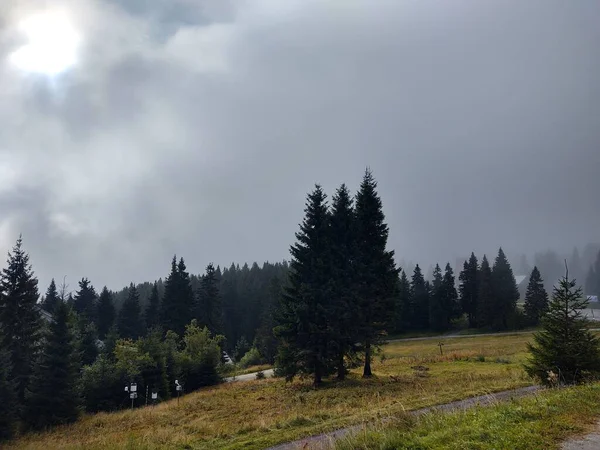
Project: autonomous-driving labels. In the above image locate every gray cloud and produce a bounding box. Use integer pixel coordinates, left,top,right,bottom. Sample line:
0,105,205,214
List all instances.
0,0,599,291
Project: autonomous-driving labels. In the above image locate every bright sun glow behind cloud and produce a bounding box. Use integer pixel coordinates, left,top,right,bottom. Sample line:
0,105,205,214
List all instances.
9,12,80,75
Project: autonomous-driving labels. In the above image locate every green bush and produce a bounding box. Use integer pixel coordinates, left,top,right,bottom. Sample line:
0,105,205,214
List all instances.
239,347,263,369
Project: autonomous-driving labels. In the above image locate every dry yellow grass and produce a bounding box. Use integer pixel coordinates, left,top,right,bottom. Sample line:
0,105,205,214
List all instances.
9,333,535,450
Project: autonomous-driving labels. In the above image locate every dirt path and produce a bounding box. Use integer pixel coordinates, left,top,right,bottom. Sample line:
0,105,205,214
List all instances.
561,421,600,450
267,385,541,450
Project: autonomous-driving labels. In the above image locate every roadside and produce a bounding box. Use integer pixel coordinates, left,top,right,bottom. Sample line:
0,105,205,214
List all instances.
225,368,275,383
267,386,542,450
562,422,600,450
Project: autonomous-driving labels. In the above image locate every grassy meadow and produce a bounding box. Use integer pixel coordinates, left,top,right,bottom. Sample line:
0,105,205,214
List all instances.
8,333,538,450
337,382,600,450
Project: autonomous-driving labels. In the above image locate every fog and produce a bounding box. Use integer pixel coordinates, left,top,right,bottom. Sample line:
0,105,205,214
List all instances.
0,0,598,290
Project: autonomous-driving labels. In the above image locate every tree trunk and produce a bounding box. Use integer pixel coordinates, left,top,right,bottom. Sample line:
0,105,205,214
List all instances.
363,339,372,378
337,348,345,380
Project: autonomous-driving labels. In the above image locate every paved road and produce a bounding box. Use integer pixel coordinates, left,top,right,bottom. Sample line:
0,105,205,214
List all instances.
389,328,600,343
267,386,542,450
224,368,275,383
562,421,600,450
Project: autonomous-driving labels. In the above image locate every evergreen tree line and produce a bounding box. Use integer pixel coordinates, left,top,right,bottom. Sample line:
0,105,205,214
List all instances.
585,249,600,297
0,238,229,441
40,259,290,361
395,251,552,333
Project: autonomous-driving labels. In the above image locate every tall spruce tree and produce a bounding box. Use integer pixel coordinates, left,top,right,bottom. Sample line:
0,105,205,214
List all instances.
429,264,446,332
73,278,97,324
477,255,494,328
411,265,429,330
145,282,161,330
525,267,600,385
118,283,144,340
197,263,223,335
40,279,60,314
78,321,99,367
429,264,459,332
523,266,549,326
25,301,80,429
96,287,116,340
394,270,412,333
354,169,398,377
274,185,334,386
0,236,41,404
459,253,479,328
329,184,357,379
491,248,519,330
160,256,195,336
0,349,17,441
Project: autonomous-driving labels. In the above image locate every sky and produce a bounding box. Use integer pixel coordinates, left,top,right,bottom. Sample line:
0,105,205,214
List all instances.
0,0,598,292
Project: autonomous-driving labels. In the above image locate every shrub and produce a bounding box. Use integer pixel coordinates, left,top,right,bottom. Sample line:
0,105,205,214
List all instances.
239,347,263,369
256,371,266,380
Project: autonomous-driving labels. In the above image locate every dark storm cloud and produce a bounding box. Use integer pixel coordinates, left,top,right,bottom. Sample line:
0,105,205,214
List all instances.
0,0,599,291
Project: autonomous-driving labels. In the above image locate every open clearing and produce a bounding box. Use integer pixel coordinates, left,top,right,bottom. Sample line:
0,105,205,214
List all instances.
7,333,542,450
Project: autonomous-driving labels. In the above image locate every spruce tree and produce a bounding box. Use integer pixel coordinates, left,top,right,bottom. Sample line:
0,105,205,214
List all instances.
477,255,494,328
274,185,334,386
0,236,41,403
429,264,446,331
73,278,97,324
411,265,429,330
523,266,549,326
197,263,223,335
96,287,116,340
78,321,99,366
429,264,459,332
459,253,479,328
0,349,17,441
491,248,519,330
160,256,195,336
329,184,358,379
40,279,60,314
354,169,398,377
118,283,144,340
145,282,161,330
394,270,412,333
25,301,80,429
525,268,600,385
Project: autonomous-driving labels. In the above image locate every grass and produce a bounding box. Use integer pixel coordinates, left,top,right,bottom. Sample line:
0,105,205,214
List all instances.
8,334,537,450
336,382,600,449
223,364,272,377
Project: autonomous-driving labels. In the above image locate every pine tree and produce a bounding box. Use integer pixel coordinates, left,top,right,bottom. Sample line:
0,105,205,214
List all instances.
0,349,17,441
491,248,519,330
0,236,41,404
101,325,119,361
411,265,429,330
274,185,334,386
523,266,549,326
354,169,398,377
477,255,494,328
78,321,99,366
459,253,479,328
40,279,60,314
525,268,600,385
96,287,116,340
429,264,446,331
25,301,80,429
160,256,195,336
233,336,251,362
145,282,161,330
329,184,358,379
118,283,144,340
197,263,223,335
73,278,97,324
254,277,282,364
429,264,459,332
394,270,412,333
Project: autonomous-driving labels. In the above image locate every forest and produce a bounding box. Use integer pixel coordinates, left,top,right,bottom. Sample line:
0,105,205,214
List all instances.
1,169,600,441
